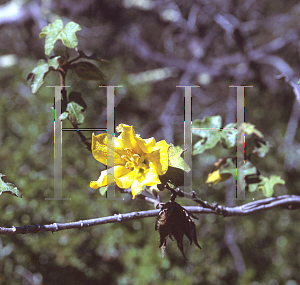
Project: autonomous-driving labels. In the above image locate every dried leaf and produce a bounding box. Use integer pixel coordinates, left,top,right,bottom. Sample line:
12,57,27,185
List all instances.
155,201,201,259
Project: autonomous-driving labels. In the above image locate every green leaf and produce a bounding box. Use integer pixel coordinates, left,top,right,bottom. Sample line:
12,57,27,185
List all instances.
168,145,191,172
243,160,258,176
26,57,60,94
298,79,300,85
39,19,81,55
192,116,222,155
71,61,105,81
66,102,85,125
220,123,238,148
248,183,259,193
69,92,87,110
216,159,261,189
218,158,237,177
99,186,107,196
59,112,69,121
240,160,259,192
242,160,261,191
0,173,22,198
258,175,285,197
192,116,222,134
77,50,110,63
255,140,270,158
243,123,263,138
158,166,190,190
248,175,285,197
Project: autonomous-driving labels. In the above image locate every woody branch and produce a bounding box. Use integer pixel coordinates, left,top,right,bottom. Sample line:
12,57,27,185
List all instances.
1,194,299,236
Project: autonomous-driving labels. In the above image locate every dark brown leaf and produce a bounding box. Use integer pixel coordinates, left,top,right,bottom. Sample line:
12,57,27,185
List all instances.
155,201,201,259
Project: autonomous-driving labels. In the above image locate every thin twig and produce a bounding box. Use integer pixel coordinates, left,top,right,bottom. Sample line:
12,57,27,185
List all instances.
1,195,299,235
69,121,92,152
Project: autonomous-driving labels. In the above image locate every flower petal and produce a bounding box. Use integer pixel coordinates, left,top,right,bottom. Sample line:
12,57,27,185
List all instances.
90,165,131,189
92,133,125,165
155,140,169,175
131,180,144,199
115,169,136,189
135,136,157,153
129,163,162,199
90,169,112,189
146,140,169,176
116,124,138,151
141,162,162,186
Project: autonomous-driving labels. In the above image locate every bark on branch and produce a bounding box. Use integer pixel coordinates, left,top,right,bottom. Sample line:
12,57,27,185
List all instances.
1,195,299,235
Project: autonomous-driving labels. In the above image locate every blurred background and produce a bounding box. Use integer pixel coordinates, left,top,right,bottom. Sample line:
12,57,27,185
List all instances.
0,0,300,284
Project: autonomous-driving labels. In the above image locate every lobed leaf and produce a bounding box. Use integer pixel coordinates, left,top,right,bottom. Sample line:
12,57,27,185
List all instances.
168,145,191,172
192,116,223,154
66,102,85,125
249,175,285,197
220,123,238,148
243,122,263,138
0,173,22,198
26,57,60,94
255,140,270,158
39,19,81,55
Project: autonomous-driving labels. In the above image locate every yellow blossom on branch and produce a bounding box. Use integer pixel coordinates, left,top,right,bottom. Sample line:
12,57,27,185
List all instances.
205,158,233,185
90,124,169,199
206,170,223,185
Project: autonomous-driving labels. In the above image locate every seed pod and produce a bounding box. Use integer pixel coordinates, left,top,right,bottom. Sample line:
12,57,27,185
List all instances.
71,61,105,81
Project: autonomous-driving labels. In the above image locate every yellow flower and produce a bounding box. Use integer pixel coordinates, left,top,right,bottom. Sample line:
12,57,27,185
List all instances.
90,124,169,199
206,167,233,185
206,170,223,185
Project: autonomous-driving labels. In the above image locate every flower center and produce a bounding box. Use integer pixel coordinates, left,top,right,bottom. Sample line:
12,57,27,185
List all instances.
121,148,149,172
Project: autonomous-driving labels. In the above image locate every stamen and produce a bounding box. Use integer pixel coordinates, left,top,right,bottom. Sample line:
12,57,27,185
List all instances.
122,148,144,170
121,155,130,162
125,162,132,169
